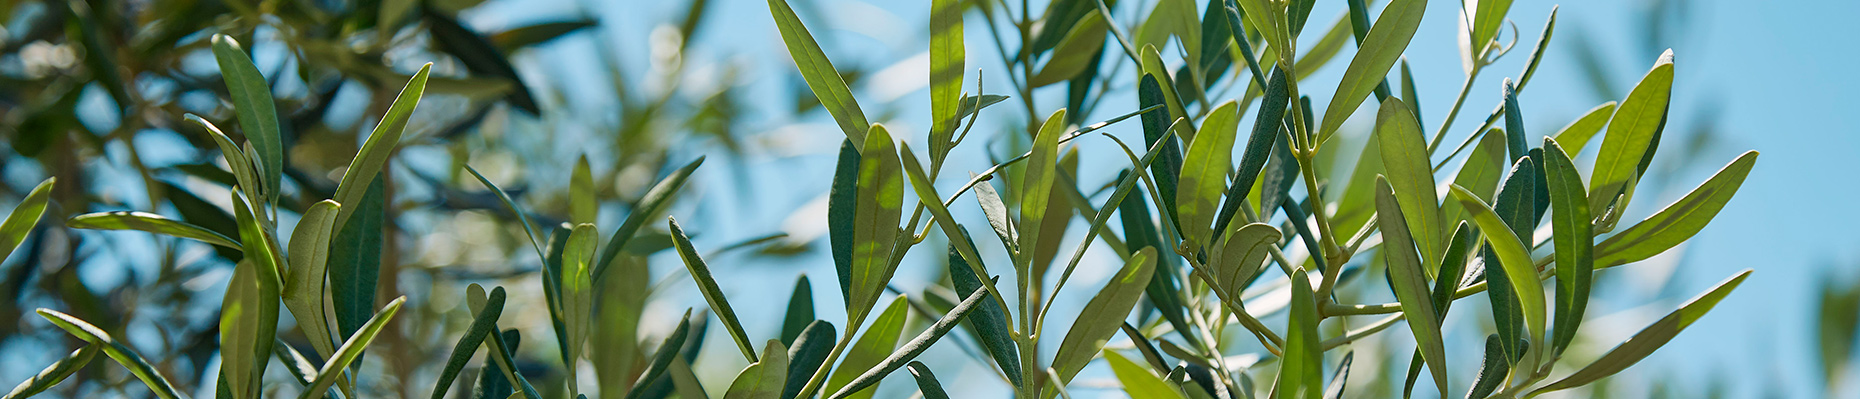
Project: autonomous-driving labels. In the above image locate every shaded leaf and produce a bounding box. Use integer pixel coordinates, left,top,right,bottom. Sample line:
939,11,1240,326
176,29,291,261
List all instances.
784,321,836,399
1374,177,1447,396
66,211,239,249
2,344,97,399
725,340,790,399
782,276,816,346
669,217,759,363
1048,247,1157,394
37,310,186,399
423,9,539,113
1541,138,1593,356
906,362,950,399
210,34,282,203
296,297,408,399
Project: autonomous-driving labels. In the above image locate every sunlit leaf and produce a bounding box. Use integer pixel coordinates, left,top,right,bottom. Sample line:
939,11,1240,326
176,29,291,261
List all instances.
1375,98,1444,264
282,201,340,360
1594,151,1757,268
36,309,185,399
1449,182,1546,366
1317,0,1426,145
1589,51,1674,215
0,178,54,263
1529,270,1751,395
826,296,910,399
1019,109,1066,273
333,63,429,227
1049,247,1156,395
848,124,904,316
210,34,282,203
1032,13,1108,87
1,345,96,399
825,284,991,399
929,0,963,160
669,217,759,363
1177,100,1239,250
296,297,407,399
1374,177,1447,396
725,340,789,399
767,0,869,147
1541,138,1593,356
66,211,239,250
1549,101,1618,155
1105,349,1186,399
1278,268,1323,399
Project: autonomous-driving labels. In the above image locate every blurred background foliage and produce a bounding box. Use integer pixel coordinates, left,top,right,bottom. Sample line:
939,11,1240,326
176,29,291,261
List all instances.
0,0,1850,397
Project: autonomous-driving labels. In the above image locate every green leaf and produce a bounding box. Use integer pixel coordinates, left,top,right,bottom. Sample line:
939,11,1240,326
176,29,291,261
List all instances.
725,340,790,399
626,311,693,399
669,217,759,363
1019,109,1066,271
210,34,282,204
1214,67,1288,238
1465,334,1510,399
431,285,506,399
928,0,963,161
1323,352,1355,399
824,284,992,399
1120,182,1191,342
829,140,864,305
1589,51,1674,215
848,124,905,316
2,344,97,399
1449,182,1547,367
1139,46,1189,128
488,19,599,52
1373,177,1447,396
1541,138,1593,356
1594,151,1757,268
906,362,950,399
827,296,910,399
334,63,430,227
768,0,869,147
1278,268,1322,399
1374,98,1444,265
185,115,263,211
1502,80,1531,163
781,275,816,346
1177,100,1240,250
297,296,407,399
975,176,1018,254
1234,0,1291,66
1529,270,1752,395
561,222,598,391
957,95,1010,121
1048,247,1157,394
66,211,240,250
784,320,837,399
571,155,596,225
283,201,340,360
595,157,704,280
1317,0,1427,145
0,178,54,262
329,176,385,364
1032,12,1108,87
1136,74,1185,228
1105,349,1186,399
945,231,1021,387
224,191,282,399
36,309,186,399
1466,0,1514,59
1206,223,1280,296
1133,0,1200,66
422,9,538,113
1438,129,1507,244
1548,101,1618,155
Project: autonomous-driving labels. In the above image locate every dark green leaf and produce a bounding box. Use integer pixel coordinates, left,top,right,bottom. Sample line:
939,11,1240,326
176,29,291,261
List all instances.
781,276,816,346
784,320,836,399
296,296,407,399
946,231,1021,387
210,34,282,203
1465,335,1510,399
423,9,539,113
489,19,599,52
669,217,759,363
906,362,950,399
432,285,506,399
1213,67,1288,238
627,311,693,399
825,284,992,399
596,157,705,280
1374,177,1447,396
1323,352,1354,399
329,176,385,365
1279,268,1323,399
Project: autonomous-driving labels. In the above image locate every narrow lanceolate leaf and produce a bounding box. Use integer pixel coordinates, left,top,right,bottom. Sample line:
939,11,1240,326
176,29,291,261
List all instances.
431,285,506,399
1049,248,1157,394
283,201,340,359
1213,67,1288,239
210,34,281,203
1136,74,1185,227
1589,51,1674,215
225,192,281,399
595,157,704,280
1441,129,1508,227
329,176,385,362
2,344,97,399
187,115,262,206
1549,101,1618,155
1279,268,1324,399
334,63,429,227
849,125,904,315
827,296,910,399
1019,109,1066,272
946,232,1021,388
1541,138,1593,356
898,143,1011,331
561,223,598,388
768,0,868,147
1375,98,1444,264
1105,350,1186,399
627,311,693,399
1177,100,1240,250
1449,184,1547,366
1373,177,1447,396
1139,46,1189,129
571,155,595,225
1324,352,1356,399
785,320,837,399
974,177,1017,254
724,340,789,399
825,285,991,399
669,217,759,363
781,276,815,346
928,0,963,161
66,211,240,249
1207,223,1280,296
1234,0,1291,66
1465,335,1510,399
297,297,408,399
0,178,54,262
906,362,951,399
37,309,186,399
1466,0,1514,58
1317,0,1427,145
1030,12,1108,87
1502,80,1531,163
1594,151,1757,268
1530,270,1752,395
422,9,539,114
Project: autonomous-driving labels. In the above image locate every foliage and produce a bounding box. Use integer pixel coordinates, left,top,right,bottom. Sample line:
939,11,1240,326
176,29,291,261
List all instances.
0,0,1772,397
